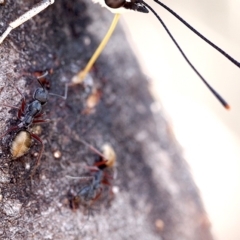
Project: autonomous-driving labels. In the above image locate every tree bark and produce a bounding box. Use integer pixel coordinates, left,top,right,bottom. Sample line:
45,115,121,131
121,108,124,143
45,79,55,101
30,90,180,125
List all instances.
0,0,213,239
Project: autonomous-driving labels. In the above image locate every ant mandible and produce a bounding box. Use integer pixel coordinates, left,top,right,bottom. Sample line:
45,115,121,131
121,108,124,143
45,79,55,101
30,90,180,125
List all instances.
0,71,67,174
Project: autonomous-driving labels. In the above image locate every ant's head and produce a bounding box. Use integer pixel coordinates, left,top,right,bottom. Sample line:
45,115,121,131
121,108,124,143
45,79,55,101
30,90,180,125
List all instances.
33,87,48,104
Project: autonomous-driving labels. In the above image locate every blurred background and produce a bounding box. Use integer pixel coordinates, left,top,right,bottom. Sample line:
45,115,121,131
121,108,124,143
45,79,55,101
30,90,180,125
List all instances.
118,0,240,239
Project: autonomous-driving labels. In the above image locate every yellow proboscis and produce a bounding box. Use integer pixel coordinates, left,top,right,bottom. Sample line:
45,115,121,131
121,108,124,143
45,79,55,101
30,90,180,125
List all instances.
72,13,121,84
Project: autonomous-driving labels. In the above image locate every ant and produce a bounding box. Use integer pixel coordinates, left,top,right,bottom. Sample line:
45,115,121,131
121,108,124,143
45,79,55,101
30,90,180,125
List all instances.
0,71,67,174
0,1,239,108
68,139,116,213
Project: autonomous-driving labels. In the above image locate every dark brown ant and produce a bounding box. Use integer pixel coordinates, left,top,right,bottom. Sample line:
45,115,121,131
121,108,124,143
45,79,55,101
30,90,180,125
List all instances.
0,71,67,173
69,141,116,212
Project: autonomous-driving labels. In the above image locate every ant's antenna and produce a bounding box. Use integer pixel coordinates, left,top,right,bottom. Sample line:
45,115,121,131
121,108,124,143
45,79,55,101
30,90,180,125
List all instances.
36,70,49,88
142,1,230,109
77,138,107,160
35,70,68,99
152,0,240,68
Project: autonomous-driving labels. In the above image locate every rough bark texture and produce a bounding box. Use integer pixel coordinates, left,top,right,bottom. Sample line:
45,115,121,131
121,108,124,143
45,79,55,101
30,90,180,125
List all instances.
0,1,213,239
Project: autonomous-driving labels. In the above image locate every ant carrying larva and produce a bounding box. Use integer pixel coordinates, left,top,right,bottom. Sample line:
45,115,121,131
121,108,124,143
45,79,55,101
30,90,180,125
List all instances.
0,71,68,174
0,0,239,108
67,137,117,214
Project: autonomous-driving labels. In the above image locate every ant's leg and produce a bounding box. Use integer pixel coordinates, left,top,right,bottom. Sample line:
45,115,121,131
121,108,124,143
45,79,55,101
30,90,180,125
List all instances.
0,85,26,107
33,112,45,119
30,133,44,175
102,179,111,186
64,126,105,159
92,187,102,202
66,175,94,181
84,165,100,173
71,14,120,84
32,118,49,124
13,86,25,99
77,138,107,160
3,97,26,120
0,125,19,139
85,187,103,217
49,83,68,100
0,0,55,44
82,187,103,218
79,139,116,168
0,85,26,118
17,98,26,119
0,103,19,110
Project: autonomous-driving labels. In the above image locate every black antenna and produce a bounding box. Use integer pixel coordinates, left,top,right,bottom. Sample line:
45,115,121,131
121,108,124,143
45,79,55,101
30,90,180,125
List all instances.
142,1,230,109
152,0,240,68
36,70,49,88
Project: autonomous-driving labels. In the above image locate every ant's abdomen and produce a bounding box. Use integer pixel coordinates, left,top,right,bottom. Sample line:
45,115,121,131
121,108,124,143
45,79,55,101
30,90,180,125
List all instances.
11,131,32,159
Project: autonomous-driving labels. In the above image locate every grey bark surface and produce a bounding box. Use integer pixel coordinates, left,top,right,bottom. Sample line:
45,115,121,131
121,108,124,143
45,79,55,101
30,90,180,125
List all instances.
0,1,213,239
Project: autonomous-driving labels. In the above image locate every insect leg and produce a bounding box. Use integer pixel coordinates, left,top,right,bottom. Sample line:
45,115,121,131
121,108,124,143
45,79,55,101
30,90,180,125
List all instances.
0,125,19,139
32,119,49,124
0,98,25,119
72,14,121,84
34,112,46,119
0,84,26,118
49,83,68,100
91,187,103,202
0,0,55,44
77,138,107,160
153,0,240,68
142,1,230,109
0,103,19,110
